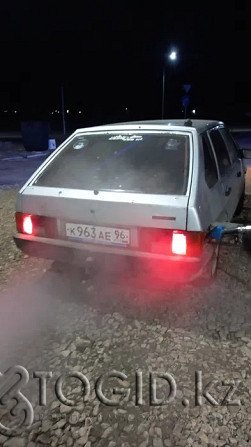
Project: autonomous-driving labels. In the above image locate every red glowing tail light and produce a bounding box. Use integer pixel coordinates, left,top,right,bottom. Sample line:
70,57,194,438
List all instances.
15,212,57,238
23,215,33,235
141,228,205,257
171,231,187,255
15,212,33,235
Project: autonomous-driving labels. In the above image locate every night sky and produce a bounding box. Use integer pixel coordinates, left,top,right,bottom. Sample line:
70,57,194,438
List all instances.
1,0,251,129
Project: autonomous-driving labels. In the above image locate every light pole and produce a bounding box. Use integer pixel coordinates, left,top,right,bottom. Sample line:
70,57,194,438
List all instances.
161,50,177,119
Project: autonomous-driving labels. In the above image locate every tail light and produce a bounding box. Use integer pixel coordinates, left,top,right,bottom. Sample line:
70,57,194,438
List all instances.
15,212,57,238
139,228,205,257
172,231,187,255
15,212,33,235
23,215,33,235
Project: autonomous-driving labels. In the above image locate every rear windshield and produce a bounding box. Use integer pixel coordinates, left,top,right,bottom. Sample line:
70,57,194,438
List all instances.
34,132,190,194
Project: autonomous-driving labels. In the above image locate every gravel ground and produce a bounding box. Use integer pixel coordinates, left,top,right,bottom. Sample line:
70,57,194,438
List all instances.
0,188,24,289
0,189,251,446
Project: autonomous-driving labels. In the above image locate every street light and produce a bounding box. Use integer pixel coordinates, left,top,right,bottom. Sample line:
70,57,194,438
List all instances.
161,50,177,119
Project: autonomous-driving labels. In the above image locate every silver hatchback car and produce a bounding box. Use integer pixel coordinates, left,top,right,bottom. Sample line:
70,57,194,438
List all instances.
14,119,246,282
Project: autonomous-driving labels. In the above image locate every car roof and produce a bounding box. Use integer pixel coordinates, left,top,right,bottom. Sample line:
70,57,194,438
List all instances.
74,119,224,135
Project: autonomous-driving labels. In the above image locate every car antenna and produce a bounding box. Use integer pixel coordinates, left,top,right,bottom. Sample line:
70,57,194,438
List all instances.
184,119,193,126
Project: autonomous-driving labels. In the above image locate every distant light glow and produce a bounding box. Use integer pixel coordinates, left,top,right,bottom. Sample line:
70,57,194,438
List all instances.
78,110,82,114
192,109,196,114
169,51,177,61
67,110,70,114
4,110,8,113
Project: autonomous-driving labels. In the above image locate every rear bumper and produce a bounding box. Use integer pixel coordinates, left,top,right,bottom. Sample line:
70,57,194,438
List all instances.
13,233,212,282
13,233,203,262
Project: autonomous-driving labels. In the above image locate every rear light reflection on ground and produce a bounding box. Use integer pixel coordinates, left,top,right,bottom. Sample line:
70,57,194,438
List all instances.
114,257,199,295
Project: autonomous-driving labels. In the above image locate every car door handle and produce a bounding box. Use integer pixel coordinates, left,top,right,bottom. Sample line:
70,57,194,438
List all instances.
225,187,232,196
236,171,241,177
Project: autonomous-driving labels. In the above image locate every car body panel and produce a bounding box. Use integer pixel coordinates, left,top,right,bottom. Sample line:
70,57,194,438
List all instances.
16,186,189,230
13,119,246,281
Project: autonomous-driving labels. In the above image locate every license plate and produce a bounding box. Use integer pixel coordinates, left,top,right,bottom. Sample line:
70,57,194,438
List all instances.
66,223,130,246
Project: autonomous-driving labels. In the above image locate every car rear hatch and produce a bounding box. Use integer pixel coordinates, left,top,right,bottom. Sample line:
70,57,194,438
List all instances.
17,128,194,255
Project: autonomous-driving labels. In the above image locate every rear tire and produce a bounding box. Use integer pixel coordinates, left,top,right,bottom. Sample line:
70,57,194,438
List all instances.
234,188,245,217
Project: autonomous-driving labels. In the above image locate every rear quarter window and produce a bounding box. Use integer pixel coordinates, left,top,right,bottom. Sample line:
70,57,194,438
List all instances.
208,128,231,176
219,127,240,163
201,133,218,188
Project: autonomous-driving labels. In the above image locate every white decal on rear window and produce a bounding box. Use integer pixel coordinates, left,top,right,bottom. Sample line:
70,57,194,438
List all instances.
108,135,143,141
